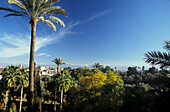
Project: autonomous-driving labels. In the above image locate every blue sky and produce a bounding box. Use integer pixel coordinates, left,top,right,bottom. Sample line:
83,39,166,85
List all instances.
0,0,169,70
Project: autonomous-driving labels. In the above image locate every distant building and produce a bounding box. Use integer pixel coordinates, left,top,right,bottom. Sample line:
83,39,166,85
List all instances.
39,69,57,76
37,66,57,77
37,66,46,71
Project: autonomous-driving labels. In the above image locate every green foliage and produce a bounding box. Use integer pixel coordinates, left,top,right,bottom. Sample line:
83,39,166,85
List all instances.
122,90,156,112
103,66,114,73
1,65,19,88
9,102,16,112
127,67,138,76
16,68,29,87
55,71,78,92
69,70,124,112
92,63,103,70
148,67,158,74
70,67,92,80
0,64,169,112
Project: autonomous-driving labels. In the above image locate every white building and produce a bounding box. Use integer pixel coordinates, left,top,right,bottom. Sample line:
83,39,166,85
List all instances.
37,66,46,71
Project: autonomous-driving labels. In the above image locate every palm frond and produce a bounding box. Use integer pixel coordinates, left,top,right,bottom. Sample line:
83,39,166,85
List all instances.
21,0,32,11
52,58,66,65
35,0,44,15
38,16,44,22
8,0,27,11
44,19,56,31
8,0,31,17
163,40,170,51
46,16,65,27
40,6,68,17
144,51,170,68
4,13,24,17
37,0,59,14
0,7,20,13
41,0,60,8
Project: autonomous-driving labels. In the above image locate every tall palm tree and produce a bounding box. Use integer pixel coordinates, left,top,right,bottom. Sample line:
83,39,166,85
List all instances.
144,40,170,69
52,58,66,73
0,0,67,110
92,63,103,70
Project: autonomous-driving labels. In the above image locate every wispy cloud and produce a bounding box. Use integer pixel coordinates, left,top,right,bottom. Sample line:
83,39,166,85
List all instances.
83,9,114,23
0,22,77,58
37,53,51,57
0,9,114,58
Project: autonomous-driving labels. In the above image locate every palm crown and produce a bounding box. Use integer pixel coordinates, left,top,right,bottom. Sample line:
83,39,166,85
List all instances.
92,63,103,70
52,58,66,72
52,58,66,66
0,0,67,31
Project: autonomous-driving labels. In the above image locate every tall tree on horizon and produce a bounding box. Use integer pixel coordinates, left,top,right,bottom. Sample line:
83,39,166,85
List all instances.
0,0,67,110
52,58,66,73
92,63,103,70
144,40,170,69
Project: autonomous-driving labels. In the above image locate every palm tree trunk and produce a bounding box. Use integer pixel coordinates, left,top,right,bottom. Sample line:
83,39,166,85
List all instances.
57,65,60,73
54,88,57,112
4,90,8,110
28,19,37,111
60,87,63,112
19,86,23,112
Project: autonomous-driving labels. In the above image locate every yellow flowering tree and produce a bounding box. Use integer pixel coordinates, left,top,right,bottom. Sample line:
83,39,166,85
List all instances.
72,70,124,112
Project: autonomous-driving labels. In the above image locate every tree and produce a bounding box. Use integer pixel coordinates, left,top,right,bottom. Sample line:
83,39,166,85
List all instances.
104,66,113,73
52,58,66,73
148,67,158,74
75,70,124,112
16,68,29,112
127,67,138,76
52,75,58,112
142,66,145,71
92,63,103,70
55,72,78,112
1,65,19,110
144,40,170,69
0,0,67,110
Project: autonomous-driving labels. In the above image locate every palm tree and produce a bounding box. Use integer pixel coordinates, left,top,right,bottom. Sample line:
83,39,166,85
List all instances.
144,41,170,69
92,63,103,70
52,58,66,73
1,65,19,110
55,72,78,112
0,0,67,110
16,68,29,112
